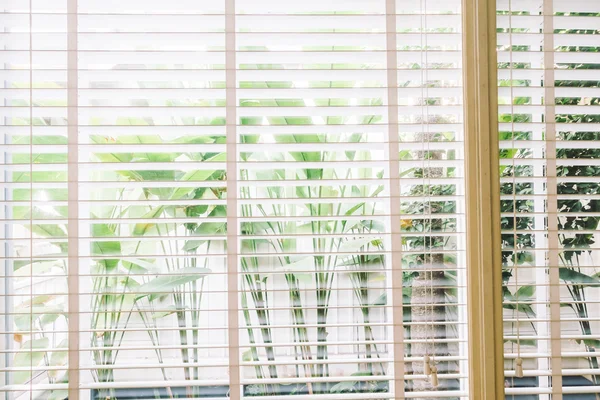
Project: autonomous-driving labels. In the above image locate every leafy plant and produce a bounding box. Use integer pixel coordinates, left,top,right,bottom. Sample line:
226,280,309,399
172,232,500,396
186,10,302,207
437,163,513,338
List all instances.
87,131,226,398
499,16,600,391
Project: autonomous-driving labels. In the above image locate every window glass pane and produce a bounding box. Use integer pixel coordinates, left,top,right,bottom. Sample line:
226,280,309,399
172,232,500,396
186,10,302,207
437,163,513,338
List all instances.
0,0,468,398
498,0,600,397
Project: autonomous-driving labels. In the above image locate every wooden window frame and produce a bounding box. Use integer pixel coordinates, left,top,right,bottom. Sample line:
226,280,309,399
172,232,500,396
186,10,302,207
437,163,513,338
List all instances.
462,0,505,398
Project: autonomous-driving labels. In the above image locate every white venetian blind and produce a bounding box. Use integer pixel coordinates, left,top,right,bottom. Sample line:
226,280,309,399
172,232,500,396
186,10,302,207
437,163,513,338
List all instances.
1,0,468,399
497,0,600,397
1,0,71,399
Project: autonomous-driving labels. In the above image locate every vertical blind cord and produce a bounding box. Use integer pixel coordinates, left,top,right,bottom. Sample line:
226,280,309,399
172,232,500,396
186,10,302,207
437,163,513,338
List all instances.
28,0,34,397
419,0,431,379
423,0,438,387
507,0,524,380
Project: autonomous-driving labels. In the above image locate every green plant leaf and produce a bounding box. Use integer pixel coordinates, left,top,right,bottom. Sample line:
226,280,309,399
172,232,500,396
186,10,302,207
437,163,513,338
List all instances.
515,285,535,299
242,349,255,362
14,338,49,384
151,305,181,319
344,202,366,216
91,222,122,271
30,224,67,239
502,302,536,317
330,381,356,393
292,273,313,285
184,221,227,251
49,339,69,367
372,293,387,306
350,371,374,376
182,240,204,252
583,339,600,349
504,338,537,347
281,257,313,271
559,268,600,286
135,268,211,301
124,258,159,273
23,295,57,306
132,207,166,236
14,261,59,277
14,306,65,330
339,237,373,252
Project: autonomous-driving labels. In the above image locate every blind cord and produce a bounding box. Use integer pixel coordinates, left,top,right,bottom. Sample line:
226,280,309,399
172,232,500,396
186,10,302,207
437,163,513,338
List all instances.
419,0,432,380
508,0,524,380
424,2,439,387
29,0,34,397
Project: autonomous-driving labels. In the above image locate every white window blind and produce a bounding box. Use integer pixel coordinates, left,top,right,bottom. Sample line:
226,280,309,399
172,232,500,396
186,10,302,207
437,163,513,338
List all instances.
497,0,600,397
1,0,468,399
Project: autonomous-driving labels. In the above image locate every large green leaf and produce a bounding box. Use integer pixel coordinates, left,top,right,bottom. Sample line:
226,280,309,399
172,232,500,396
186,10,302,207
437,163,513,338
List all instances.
91,221,122,271
22,295,57,306
330,381,356,393
559,268,600,286
132,206,166,236
123,258,159,274
372,293,387,306
344,202,367,217
91,238,121,255
13,338,49,384
280,257,313,271
151,305,181,319
14,306,65,331
135,268,211,301
183,222,227,252
515,285,535,299
339,237,375,252
182,240,205,253
49,339,68,367
583,339,600,349
14,261,59,277
30,224,67,239
168,153,226,200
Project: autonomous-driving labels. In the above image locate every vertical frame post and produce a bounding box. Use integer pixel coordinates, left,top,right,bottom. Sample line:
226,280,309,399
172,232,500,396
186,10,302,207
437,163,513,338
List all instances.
225,0,241,398
462,0,505,398
385,0,405,398
542,0,562,396
67,0,79,398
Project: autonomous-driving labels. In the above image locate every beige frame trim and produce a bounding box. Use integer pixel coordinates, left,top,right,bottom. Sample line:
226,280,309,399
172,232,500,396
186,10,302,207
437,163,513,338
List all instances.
384,0,405,398
67,0,80,398
462,0,505,398
542,0,562,396
225,0,241,397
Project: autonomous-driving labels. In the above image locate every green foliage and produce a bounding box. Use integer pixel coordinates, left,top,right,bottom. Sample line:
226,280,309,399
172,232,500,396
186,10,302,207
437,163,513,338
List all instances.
13,338,50,385
134,267,210,301
499,20,600,386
